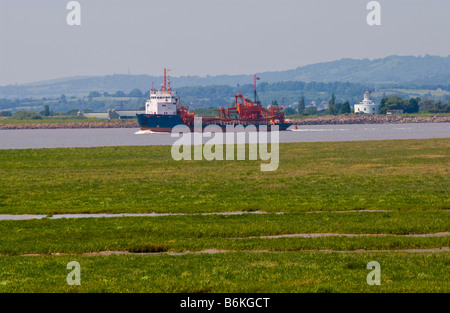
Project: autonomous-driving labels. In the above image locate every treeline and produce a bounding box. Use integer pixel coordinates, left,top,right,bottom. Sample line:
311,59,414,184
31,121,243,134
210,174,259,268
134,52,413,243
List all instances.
2,80,450,116
0,94,146,116
191,94,450,118
0,81,370,112
3,95,449,120
380,96,420,114
87,89,146,99
176,81,369,109
379,96,449,114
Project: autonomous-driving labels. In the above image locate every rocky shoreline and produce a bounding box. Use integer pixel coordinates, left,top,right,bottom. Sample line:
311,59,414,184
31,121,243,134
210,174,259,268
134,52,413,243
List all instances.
0,115,448,130
290,114,450,125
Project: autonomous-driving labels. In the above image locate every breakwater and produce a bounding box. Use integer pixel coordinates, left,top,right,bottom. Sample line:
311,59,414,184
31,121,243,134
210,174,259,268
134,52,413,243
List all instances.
291,114,449,125
0,115,448,130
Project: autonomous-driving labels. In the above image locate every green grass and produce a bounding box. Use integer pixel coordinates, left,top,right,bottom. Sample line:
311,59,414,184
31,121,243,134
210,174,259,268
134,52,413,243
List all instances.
0,139,448,214
0,252,448,292
0,213,448,255
0,139,448,292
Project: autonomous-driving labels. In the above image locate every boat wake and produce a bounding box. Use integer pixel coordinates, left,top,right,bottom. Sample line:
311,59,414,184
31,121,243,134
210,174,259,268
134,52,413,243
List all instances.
134,130,171,135
290,128,350,132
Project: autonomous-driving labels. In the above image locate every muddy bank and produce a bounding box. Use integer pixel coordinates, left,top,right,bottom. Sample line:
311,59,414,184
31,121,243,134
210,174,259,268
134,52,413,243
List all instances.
11,247,450,257
0,210,389,220
0,115,448,130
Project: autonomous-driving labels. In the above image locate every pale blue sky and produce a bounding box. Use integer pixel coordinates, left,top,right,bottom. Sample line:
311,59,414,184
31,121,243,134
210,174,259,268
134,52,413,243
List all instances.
0,0,449,85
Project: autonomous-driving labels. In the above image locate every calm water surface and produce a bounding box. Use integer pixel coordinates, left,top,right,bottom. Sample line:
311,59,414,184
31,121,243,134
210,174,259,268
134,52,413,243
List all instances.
0,123,448,150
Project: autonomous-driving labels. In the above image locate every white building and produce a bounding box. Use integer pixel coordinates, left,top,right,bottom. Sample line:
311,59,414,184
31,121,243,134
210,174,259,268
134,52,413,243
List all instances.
354,89,380,114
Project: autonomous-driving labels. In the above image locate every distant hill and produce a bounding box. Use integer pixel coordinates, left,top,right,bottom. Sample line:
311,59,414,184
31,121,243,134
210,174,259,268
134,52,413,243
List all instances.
285,55,450,85
1,54,449,99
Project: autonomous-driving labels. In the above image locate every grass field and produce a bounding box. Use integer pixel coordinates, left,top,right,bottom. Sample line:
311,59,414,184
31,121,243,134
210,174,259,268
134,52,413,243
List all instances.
0,139,448,292
0,139,448,214
380,88,450,97
0,213,449,255
1,252,448,293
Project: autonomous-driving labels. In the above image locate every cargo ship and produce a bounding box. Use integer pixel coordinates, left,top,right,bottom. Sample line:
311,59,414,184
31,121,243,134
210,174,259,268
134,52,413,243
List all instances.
136,69,292,132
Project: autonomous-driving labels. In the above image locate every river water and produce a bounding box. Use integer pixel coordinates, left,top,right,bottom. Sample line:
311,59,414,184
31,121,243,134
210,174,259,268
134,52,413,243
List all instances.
0,123,448,150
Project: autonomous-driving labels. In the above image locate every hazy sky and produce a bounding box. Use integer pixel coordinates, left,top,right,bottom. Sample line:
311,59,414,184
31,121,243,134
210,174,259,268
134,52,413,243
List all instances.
0,0,449,85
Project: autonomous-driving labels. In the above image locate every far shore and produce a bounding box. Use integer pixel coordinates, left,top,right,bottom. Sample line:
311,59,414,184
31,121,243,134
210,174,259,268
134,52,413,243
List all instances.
0,114,449,130
291,114,449,125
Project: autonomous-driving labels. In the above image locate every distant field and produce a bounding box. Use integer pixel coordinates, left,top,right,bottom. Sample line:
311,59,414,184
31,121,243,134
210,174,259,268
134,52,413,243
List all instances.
0,139,448,292
378,88,450,97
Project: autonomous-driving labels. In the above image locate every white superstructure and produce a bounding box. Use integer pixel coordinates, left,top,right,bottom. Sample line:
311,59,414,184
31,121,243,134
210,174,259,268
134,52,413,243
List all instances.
145,68,178,115
354,89,380,114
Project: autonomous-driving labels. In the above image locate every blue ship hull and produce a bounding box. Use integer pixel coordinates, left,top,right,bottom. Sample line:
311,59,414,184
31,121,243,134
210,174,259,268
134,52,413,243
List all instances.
136,114,292,132
136,114,184,132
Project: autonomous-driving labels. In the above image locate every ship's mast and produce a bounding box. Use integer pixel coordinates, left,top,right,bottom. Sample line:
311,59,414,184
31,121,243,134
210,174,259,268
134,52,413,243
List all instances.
163,68,172,94
163,68,167,92
253,74,260,103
